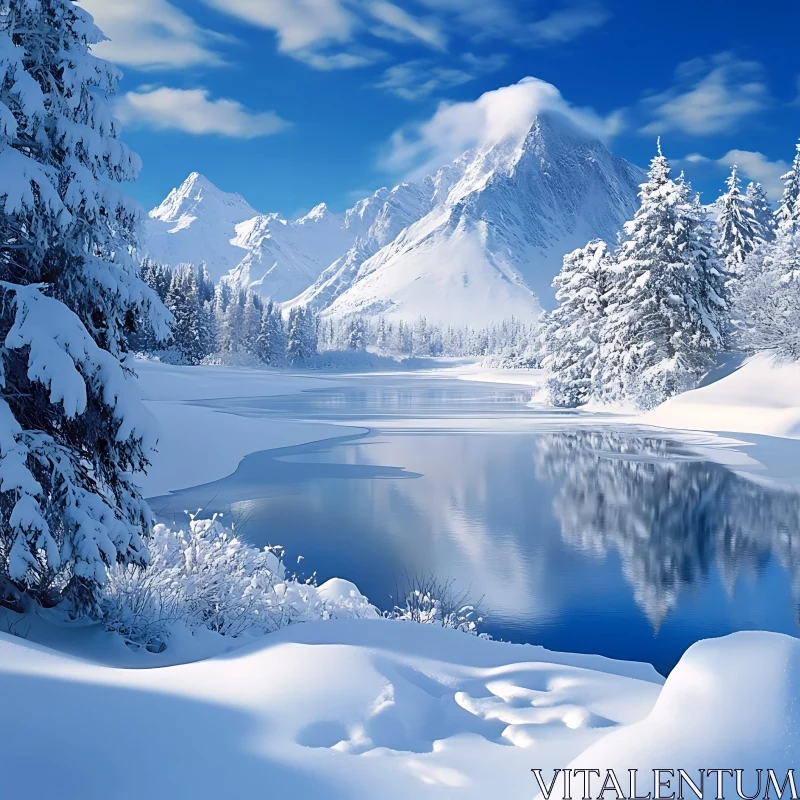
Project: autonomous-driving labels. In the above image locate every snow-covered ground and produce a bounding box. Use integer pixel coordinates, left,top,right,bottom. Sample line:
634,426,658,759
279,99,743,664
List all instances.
1,621,796,798
644,352,800,439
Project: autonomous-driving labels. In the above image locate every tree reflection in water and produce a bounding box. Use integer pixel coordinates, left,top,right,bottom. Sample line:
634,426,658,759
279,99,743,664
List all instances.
534,430,800,628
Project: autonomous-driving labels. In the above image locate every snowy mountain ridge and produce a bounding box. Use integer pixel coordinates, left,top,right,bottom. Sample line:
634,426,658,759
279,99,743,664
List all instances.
144,113,643,323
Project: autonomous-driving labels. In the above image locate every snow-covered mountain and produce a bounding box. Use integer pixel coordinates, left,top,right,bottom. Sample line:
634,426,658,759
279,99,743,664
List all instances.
145,113,642,323
146,172,257,282
308,114,642,326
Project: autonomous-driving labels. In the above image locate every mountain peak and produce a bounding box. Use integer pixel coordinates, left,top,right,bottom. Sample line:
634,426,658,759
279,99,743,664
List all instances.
300,202,331,223
150,172,258,223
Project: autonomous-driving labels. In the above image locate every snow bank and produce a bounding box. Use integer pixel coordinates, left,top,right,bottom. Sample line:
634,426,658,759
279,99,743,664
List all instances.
0,624,795,798
450,362,546,388
0,619,660,799
644,353,800,439
558,632,800,781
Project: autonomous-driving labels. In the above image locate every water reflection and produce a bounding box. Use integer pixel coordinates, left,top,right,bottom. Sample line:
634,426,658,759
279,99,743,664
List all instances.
150,380,800,673
533,431,800,628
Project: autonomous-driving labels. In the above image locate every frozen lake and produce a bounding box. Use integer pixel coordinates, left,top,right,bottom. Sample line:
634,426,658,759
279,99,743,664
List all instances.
149,375,800,674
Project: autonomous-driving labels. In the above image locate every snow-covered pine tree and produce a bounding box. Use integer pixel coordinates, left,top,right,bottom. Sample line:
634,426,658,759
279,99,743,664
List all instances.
599,141,727,409
222,292,245,354
212,281,231,353
541,240,612,407
255,300,285,365
301,307,318,359
165,265,206,364
286,307,316,364
717,165,762,275
746,182,775,242
242,291,261,351
776,140,800,235
735,231,800,360
196,262,214,305
0,0,170,614
140,258,171,302
346,317,366,351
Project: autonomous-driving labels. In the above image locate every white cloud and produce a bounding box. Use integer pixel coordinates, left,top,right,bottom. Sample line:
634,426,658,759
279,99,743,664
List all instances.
383,77,620,176
679,150,788,199
81,0,224,70
376,62,474,101
416,0,609,44
376,53,508,101
527,4,610,43
201,0,443,68
202,0,610,70
642,53,770,136
366,1,446,50
116,88,290,138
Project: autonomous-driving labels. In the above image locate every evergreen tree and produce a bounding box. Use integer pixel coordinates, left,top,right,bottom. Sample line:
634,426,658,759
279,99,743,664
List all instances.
0,0,170,614
286,307,316,364
165,266,206,364
599,141,727,409
735,232,800,360
256,300,287,365
346,317,366,350
222,294,245,354
776,140,800,235
196,262,215,304
746,182,775,242
717,165,762,274
542,240,612,407
242,291,261,351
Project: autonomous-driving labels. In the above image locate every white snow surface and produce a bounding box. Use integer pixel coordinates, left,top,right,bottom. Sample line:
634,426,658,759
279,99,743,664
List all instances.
1,624,798,798
144,114,641,323
644,352,800,439
135,359,348,497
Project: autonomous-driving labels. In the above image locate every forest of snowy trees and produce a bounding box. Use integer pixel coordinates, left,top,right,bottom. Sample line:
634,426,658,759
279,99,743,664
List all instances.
541,138,800,409
132,259,539,365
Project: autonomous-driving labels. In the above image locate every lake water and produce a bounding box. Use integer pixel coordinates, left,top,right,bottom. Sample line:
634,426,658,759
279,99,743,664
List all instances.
149,375,800,675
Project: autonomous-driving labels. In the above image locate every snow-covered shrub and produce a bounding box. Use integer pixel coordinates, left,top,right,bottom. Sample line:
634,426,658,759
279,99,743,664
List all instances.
390,573,485,635
102,515,377,651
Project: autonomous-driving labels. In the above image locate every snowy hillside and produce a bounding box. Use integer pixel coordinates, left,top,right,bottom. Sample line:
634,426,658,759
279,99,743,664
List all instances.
225,203,364,303
145,114,641,322
317,114,642,326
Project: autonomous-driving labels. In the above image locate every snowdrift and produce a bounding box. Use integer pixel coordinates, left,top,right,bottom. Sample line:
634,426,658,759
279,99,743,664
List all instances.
645,353,800,439
0,625,796,798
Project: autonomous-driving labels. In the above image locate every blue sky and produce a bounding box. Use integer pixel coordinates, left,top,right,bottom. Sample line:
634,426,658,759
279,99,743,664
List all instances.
84,0,800,217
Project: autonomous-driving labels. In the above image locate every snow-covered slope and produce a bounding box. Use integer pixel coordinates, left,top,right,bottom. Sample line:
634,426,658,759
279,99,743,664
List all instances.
316,114,642,326
644,353,800,439
145,172,258,283
225,203,364,303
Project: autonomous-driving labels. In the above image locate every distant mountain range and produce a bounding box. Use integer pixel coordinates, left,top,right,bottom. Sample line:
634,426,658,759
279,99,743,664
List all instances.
145,113,642,326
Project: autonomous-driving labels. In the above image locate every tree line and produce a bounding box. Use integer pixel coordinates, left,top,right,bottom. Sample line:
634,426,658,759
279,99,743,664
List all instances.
133,261,540,365
540,138,800,409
